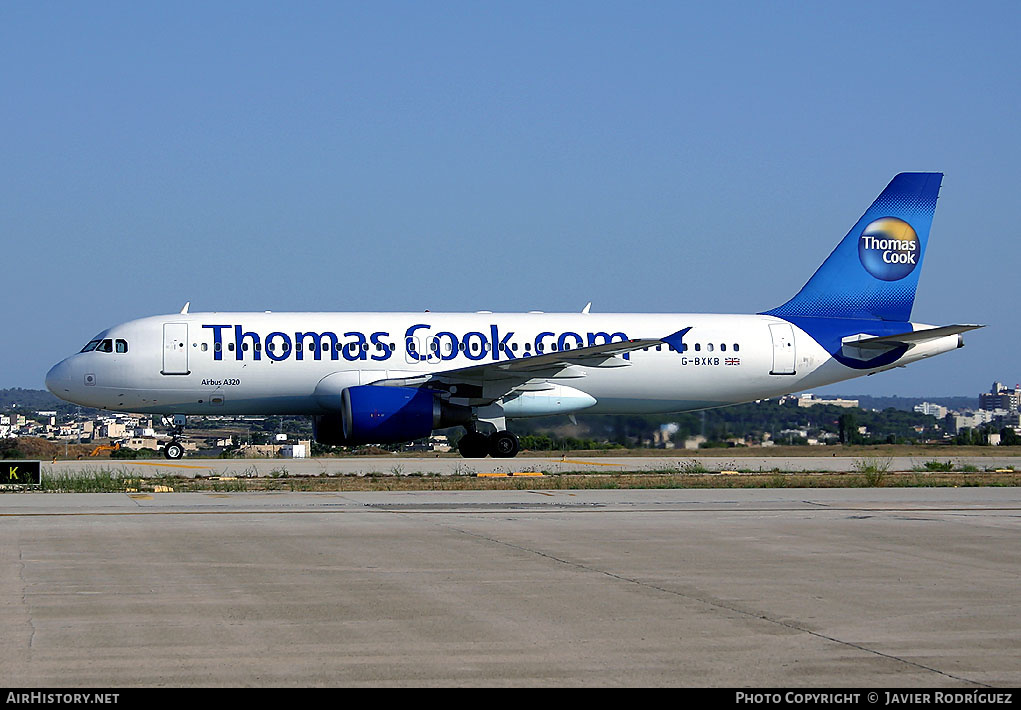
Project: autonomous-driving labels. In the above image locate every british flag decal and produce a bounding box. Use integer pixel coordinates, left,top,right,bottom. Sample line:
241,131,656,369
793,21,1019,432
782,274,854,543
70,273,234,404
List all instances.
725,357,741,366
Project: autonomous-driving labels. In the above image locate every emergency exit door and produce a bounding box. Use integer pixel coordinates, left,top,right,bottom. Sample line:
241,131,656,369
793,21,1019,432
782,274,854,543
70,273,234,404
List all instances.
769,323,796,375
162,323,190,375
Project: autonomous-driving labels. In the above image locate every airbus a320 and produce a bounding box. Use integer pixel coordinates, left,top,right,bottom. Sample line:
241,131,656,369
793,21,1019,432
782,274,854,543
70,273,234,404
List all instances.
46,173,980,459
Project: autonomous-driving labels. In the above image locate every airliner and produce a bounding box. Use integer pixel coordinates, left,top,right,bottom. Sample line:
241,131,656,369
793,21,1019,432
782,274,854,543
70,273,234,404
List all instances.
46,173,980,459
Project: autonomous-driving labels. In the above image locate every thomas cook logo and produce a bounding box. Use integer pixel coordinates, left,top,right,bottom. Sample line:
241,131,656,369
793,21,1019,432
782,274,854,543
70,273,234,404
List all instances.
858,217,919,281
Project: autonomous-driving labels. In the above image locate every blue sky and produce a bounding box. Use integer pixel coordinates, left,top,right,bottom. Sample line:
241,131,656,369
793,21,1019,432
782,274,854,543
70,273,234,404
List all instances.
2,2,1018,396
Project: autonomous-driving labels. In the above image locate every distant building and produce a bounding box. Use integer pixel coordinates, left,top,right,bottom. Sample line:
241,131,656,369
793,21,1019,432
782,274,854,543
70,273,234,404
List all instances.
951,409,1008,433
980,382,1021,412
794,394,859,409
123,437,160,451
914,402,948,419
98,421,127,439
683,435,707,450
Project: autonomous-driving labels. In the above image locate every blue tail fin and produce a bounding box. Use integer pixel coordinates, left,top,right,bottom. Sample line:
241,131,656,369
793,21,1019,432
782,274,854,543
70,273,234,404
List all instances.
762,173,943,322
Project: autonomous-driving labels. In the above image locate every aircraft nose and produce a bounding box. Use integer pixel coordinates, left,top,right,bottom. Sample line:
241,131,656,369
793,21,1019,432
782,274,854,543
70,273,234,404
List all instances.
45,359,72,396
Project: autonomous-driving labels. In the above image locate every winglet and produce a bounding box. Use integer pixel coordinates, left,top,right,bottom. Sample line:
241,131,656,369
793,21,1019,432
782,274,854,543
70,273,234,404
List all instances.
661,327,691,351
180,301,190,314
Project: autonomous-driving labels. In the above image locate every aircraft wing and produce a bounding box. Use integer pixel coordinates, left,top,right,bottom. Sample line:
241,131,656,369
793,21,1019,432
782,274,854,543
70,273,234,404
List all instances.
369,330,688,404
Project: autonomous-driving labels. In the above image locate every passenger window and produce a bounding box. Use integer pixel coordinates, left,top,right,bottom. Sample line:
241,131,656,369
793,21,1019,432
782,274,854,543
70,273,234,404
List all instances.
695,343,701,352
720,343,726,352
656,345,661,351
734,344,740,352
707,343,714,352
203,343,210,352
229,343,235,351
115,339,128,353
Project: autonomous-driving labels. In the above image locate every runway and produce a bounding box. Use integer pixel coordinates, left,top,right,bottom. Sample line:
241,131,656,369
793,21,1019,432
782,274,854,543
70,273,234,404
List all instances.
42,454,1021,477
2,487,1018,686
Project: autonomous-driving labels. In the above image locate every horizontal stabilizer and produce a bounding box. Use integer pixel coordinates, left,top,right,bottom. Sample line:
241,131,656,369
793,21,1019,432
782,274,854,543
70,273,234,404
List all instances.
841,324,983,360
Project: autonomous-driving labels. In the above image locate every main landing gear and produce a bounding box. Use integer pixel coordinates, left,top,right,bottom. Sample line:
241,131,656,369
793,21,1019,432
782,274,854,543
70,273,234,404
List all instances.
457,429,520,458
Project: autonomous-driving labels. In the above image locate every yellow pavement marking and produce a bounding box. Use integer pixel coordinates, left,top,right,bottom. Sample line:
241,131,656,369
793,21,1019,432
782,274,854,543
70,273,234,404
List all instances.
103,461,209,469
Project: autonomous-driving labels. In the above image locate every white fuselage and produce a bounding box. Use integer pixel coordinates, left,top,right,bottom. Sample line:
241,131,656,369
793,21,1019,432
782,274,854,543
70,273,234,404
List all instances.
44,311,960,418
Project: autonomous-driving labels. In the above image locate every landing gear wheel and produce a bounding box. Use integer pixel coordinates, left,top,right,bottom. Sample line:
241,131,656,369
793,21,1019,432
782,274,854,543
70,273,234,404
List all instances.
489,431,520,458
164,440,185,460
457,432,491,458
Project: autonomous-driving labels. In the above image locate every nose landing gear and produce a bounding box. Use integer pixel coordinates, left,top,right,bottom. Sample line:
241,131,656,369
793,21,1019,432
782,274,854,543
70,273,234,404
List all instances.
164,440,185,460
160,414,189,460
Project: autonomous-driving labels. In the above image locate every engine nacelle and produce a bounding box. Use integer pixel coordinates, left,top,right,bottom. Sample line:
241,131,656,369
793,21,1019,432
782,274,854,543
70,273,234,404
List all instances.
313,385,471,446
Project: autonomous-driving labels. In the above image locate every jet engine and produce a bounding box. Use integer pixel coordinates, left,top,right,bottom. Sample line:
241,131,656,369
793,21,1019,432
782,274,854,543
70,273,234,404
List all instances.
312,385,471,446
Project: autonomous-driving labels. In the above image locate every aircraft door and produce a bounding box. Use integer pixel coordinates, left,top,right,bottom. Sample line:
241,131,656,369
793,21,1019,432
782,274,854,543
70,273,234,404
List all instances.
162,323,190,375
404,336,421,364
769,323,796,375
425,335,443,363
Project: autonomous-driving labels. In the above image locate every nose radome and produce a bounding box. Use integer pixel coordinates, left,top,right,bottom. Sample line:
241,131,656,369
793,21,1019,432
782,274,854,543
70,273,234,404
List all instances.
45,359,71,395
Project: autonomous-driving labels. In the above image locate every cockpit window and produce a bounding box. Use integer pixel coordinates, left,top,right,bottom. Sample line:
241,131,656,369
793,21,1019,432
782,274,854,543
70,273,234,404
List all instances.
115,339,128,353
95,339,114,353
80,340,101,353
